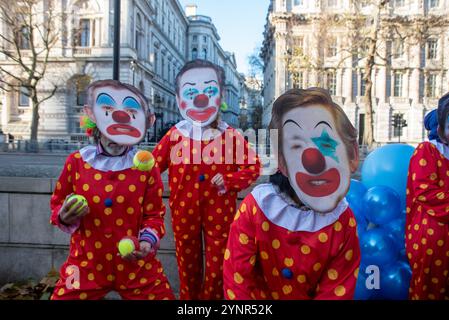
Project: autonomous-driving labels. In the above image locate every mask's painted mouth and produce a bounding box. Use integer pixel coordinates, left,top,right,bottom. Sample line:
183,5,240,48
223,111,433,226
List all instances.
295,168,341,197
106,124,141,138
186,107,217,122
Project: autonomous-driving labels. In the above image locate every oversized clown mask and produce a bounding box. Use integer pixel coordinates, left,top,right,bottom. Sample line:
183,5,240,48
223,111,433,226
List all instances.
90,86,147,146
281,105,353,213
176,67,221,127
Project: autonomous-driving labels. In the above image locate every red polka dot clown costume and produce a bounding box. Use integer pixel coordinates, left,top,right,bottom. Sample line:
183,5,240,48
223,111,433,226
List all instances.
152,60,261,300
50,80,174,300
406,92,449,300
224,88,361,300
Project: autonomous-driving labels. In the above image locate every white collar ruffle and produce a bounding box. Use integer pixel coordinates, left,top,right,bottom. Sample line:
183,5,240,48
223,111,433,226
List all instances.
175,119,229,141
430,140,449,160
79,145,137,172
251,183,348,232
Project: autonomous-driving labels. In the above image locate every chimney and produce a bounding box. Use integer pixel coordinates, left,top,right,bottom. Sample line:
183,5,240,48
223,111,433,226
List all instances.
185,4,197,17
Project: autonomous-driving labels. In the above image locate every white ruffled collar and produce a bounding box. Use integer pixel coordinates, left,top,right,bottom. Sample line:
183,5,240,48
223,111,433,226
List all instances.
175,120,229,141
430,140,449,160
251,183,348,232
79,145,137,172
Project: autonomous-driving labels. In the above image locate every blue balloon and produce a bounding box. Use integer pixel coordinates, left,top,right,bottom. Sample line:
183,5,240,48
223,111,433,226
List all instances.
360,228,398,266
346,179,369,228
354,267,373,300
377,261,412,300
383,217,406,250
361,144,415,209
363,186,401,225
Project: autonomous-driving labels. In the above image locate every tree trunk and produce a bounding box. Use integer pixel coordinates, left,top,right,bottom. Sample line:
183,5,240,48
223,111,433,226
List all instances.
29,90,39,152
363,76,375,148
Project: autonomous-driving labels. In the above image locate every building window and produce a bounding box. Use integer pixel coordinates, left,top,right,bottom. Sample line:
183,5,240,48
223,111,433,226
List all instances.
327,71,337,96
75,76,90,106
192,35,198,42
428,0,439,8
79,19,91,47
293,72,303,89
19,86,30,106
135,14,144,58
161,56,165,79
327,37,337,57
393,71,403,97
427,39,438,59
393,39,404,58
192,47,198,59
17,26,30,50
202,48,207,59
395,0,405,7
426,74,437,98
327,0,337,7
360,72,366,96
294,0,303,5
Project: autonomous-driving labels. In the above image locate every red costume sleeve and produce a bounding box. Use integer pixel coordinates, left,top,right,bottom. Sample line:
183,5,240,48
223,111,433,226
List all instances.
223,130,261,193
153,128,174,173
408,142,449,223
140,166,167,240
50,153,76,229
314,213,361,300
223,195,259,300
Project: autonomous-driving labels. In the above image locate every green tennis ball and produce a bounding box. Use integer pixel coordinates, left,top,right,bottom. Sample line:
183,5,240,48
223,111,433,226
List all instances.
118,236,140,257
133,150,155,171
67,194,87,215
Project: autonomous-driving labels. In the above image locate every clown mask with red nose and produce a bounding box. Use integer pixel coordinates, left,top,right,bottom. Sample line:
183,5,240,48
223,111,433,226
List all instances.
176,67,221,127
281,105,355,213
84,81,150,146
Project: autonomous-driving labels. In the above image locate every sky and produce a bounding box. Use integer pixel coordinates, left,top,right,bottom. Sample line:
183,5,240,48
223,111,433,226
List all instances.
178,0,269,75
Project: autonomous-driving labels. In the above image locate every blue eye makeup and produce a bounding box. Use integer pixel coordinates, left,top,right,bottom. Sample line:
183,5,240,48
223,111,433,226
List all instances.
203,86,219,97
122,96,141,110
96,93,116,107
311,129,340,163
183,88,200,100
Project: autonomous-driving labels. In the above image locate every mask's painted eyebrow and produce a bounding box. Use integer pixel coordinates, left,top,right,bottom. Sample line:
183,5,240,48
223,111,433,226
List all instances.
182,82,196,87
204,80,218,85
283,119,302,129
314,121,332,129
122,96,141,109
96,93,116,106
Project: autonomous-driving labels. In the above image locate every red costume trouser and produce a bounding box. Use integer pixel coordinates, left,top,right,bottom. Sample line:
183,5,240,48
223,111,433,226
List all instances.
51,255,174,300
407,217,449,300
172,193,236,300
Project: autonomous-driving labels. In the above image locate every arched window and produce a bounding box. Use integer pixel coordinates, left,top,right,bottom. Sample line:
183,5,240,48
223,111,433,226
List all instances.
74,75,91,106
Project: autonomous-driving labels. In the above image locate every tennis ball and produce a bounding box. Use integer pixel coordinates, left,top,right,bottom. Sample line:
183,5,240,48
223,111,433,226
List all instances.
133,150,155,171
67,194,88,215
118,236,140,257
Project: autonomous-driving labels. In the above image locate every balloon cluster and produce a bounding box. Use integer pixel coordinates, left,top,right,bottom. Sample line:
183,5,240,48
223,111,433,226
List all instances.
347,144,415,300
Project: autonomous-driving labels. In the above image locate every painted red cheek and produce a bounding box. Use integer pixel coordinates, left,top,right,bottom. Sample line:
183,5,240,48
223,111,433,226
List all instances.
180,101,187,110
215,98,221,106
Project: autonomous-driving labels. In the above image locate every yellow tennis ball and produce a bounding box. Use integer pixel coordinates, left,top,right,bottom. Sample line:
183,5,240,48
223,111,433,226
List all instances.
118,236,139,257
67,194,87,215
133,150,155,171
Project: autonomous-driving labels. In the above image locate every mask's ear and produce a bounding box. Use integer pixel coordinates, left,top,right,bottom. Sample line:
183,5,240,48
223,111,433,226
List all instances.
147,113,156,128
349,141,360,173
83,105,96,122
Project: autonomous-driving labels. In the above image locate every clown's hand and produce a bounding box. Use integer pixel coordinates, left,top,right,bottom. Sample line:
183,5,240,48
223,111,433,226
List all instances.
134,241,154,259
211,173,227,195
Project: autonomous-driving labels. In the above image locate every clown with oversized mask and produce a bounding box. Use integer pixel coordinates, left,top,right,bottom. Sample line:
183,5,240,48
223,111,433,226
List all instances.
224,88,361,300
406,92,449,300
152,60,261,300
50,80,175,300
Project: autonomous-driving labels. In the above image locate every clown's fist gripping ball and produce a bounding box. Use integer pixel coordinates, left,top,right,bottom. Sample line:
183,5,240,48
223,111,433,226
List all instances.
118,236,140,257
67,194,88,215
133,150,155,171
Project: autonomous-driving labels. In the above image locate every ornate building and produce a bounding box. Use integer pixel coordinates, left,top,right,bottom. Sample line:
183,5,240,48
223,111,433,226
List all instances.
261,0,449,145
0,0,242,141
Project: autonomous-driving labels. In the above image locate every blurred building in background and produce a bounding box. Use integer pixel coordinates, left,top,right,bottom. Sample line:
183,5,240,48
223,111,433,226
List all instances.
261,0,449,145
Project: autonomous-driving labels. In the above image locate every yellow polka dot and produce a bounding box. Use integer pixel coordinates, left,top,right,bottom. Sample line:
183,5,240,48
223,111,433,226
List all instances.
260,251,269,260
313,262,321,272
79,292,88,300
419,159,427,166
88,273,95,281
234,272,244,284
426,248,433,255
297,274,306,283
116,195,124,203
284,257,294,267
227,289,236,300
93,196,100,204
272,239,281,249
334,285,346,297
107,274,115,282
318,232,328,243
104,208,112,215
118,174,126,181
82,184,89,191
105,184,113,192
129,273,136,280
301,245,311,255
116,219,123,226
328,269,339,280
57,288,65,296
127,207,134,215
334,221,342,231
349,218,356,227
95,241,102,249
140,278,148,285
239,233,249,245
282,285,292,295
271,292,279,300
106,253,113,261
262,221,270,232
94,173,102,181
129,185,136,192
87,252,94,260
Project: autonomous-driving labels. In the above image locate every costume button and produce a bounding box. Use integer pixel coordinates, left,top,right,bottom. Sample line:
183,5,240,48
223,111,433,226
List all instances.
282,268,293,279
199,174,205,182
104,198,113,207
